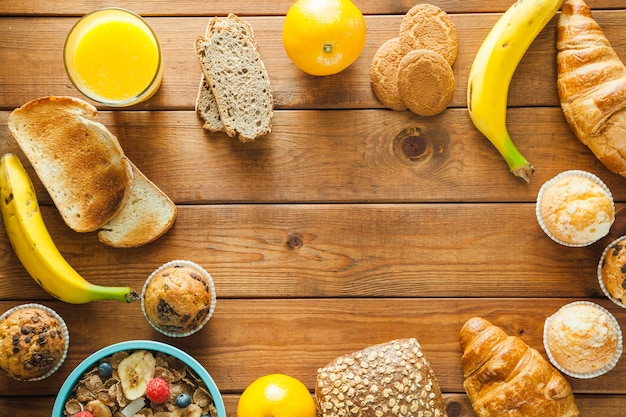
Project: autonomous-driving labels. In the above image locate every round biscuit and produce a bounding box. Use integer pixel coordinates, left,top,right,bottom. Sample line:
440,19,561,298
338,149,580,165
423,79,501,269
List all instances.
397,49,455,117
399,4,458,66
370,37,407,111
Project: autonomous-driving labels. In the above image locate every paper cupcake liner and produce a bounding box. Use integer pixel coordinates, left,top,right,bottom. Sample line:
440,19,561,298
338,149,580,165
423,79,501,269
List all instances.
0,303,69,381
543,301,622,379
141,260,217,337
598,235,626,309
535,170,614,247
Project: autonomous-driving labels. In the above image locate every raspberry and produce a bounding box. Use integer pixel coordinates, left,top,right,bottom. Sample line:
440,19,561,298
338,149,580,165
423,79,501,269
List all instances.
73,411,93,417
145,377,170,403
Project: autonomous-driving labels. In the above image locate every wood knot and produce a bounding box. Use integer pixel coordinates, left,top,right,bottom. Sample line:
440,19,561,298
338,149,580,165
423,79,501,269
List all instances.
287,233,303,249
446,400,465,417
393,125,449,165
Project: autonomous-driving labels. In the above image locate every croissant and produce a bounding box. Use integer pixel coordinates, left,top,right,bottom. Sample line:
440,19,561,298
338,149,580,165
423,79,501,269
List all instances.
556,0,626,177
459,317,579,417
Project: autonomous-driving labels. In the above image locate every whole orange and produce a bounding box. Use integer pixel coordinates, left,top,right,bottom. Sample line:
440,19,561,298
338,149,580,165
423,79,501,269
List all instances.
282,0,366,76
236,373,316,417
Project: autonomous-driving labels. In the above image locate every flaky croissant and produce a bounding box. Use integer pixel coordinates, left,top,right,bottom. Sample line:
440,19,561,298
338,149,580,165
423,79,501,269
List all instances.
459,317,579,417
556,0,626,177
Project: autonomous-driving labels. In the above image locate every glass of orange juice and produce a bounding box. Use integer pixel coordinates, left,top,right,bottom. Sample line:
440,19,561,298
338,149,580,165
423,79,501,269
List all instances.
64,8,163,107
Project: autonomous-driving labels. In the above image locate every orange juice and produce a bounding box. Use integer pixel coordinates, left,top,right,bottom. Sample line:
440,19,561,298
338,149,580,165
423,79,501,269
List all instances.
64,8,162,106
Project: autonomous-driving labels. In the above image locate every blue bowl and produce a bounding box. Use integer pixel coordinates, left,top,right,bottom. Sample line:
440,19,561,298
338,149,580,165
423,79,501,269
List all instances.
52,340,226,417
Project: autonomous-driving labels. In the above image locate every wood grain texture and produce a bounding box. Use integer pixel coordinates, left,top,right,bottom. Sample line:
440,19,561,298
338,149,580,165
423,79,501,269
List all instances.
3,108,626,204
1,299,625,397
2,1,626,416
0,0,624,15
2,394,625,417
0,11,624,110
0,203,621,301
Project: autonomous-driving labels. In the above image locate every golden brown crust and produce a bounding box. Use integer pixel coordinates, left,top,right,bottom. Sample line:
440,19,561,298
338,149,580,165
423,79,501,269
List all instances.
399,4,458,66
370,37,407,111
397,49,455,116
315,338,447,417
7,96,133,232
143,265,213,334
97,158,177,248
0,307,66,380
601,238,626,303
556,0,626,177
460,317,579,417
537,173,614,246
545,303,621,376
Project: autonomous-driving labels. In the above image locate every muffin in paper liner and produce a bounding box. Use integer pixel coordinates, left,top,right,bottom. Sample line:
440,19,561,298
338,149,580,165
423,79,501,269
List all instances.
598,235,626,309
543,301,622,378
0,303,69,381
142,260,216,337
535,170,614,247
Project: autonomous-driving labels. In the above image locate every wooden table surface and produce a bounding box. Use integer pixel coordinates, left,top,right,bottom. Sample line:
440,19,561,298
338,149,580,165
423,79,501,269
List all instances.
1,1,626,415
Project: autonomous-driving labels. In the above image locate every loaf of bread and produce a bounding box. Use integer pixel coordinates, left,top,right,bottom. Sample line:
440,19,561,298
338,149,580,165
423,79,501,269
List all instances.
556,0,626,177
8,96,133,232
195,14,273,142
97,159,176,248
315,338,447,417
460,317,579,417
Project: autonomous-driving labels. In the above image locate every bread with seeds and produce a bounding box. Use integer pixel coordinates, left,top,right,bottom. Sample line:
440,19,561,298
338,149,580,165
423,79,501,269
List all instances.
315,338,447,417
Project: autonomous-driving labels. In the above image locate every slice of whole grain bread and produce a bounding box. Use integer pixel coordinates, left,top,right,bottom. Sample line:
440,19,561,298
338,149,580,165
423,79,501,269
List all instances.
195,18,226,132
195,14,274,142
97,159,176,248
7,96,133,232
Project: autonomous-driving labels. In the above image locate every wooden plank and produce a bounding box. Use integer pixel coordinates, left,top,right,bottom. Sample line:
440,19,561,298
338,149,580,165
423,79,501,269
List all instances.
0,0,624,16
0,12,624,110
0,203,620,301
3,108,626,205
0,299,625,397
2,393,626,417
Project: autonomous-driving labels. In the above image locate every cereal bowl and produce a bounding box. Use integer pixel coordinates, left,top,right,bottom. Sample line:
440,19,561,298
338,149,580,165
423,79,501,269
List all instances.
52,340,226,417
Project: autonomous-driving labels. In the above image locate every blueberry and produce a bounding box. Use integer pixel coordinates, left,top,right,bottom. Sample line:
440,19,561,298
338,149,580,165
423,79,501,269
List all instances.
98,362,113,378
175,393,191,408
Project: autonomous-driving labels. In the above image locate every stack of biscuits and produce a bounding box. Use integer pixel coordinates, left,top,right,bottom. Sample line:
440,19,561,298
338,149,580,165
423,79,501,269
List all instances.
370,4,458,116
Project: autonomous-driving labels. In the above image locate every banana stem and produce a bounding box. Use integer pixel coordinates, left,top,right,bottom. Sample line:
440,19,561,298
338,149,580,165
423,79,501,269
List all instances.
88,285,140,303
495,134,535,183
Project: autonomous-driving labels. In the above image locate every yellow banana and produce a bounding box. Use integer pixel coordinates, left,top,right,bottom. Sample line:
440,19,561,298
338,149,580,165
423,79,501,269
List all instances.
0,153,139,304
467,0,563,183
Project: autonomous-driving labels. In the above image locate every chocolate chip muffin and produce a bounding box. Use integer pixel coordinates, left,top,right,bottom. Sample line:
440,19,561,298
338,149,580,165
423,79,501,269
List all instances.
0,304,69,380
142,260,216,337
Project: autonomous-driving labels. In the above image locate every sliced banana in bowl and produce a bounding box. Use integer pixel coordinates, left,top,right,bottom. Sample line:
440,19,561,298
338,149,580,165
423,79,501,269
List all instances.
52,340,225,417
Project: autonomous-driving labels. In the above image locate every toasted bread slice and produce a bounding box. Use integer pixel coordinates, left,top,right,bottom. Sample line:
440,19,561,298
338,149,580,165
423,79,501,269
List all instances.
195,14,274,142
7,96,133,232
97,159,176,248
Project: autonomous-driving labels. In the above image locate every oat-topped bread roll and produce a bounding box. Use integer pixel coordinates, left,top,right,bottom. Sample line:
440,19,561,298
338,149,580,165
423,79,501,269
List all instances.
315,338,447,417
460,317,579,417
7,96,133,232
556,0,626,177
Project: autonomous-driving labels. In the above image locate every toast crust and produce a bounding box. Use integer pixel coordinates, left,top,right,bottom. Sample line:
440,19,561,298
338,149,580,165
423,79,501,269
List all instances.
8,96,133,232
97,159,177,248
